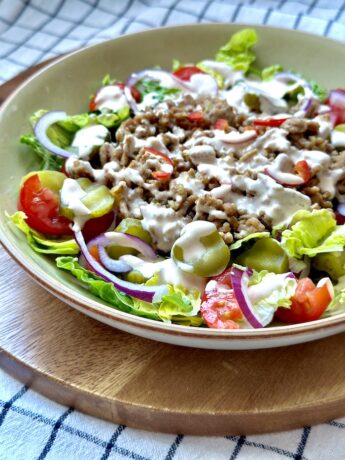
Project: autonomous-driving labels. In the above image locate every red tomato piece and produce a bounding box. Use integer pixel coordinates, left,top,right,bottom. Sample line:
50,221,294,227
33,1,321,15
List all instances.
89,83,141,112
187,111,204,122
214,118,229,131
200,268,243,329
18,174,73,236
144,147,174,180
82,211,115,243
294,160,311,184
275,277,332,324
173,66,205,81
253,118,288,127
326,89,345,126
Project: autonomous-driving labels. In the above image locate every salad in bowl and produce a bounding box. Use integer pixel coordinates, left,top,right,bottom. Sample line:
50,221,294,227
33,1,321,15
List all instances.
8,28,345,332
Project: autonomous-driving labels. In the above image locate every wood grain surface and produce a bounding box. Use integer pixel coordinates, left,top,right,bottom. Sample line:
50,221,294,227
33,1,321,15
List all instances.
1,62,345,436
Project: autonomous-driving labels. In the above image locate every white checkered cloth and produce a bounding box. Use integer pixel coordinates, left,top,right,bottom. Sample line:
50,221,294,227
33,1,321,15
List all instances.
1,1,345,459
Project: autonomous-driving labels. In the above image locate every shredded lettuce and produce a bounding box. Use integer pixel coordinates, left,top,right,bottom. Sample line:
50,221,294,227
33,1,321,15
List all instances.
281,210,345,259
8,211,79,254
230,231,270,251
309,80,328,102
261,64,283,81
215,28,257,72
56,257,202,325
20,134,64,171
135,78,181,103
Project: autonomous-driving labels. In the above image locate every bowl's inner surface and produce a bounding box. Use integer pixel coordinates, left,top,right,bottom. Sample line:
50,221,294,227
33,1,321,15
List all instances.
1,23,345,327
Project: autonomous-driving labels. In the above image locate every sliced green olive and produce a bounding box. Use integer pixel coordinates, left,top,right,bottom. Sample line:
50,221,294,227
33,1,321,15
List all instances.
124,270,147,284
235,238,288,274
312,251,345,280
172,224,230,277
106,218,153,259
115,218,152,244
244,93,260,111
60,178,114,220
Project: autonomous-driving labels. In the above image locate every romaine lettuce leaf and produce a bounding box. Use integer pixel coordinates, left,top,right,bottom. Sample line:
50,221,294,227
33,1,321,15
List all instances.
261,64,283,81
215,28,257,72
323,275,345,317
56,257,202,324
20,134,64,171
8,211,79,254
281,210,345,259
247,271,297,326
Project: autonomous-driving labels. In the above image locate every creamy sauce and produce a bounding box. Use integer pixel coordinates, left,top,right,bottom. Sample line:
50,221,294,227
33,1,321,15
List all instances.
119,255,206,292
59,178,90,231
140,203,191,252
172,221,216,272
94,85,128,112
331,129,345,148
71,125,109,159
211,173,311,226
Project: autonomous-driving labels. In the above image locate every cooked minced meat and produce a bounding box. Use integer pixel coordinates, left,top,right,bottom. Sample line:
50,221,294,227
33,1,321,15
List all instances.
66,95,344,252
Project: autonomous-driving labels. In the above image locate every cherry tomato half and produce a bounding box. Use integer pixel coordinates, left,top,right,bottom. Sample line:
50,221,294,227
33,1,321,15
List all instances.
173,66,205,81
326,89,345,126
18,174,73,236
82,210,115,242
275,277,332,324
200,268,243,329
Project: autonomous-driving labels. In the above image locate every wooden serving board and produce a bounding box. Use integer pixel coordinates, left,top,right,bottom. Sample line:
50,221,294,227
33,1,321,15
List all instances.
2,63,345,436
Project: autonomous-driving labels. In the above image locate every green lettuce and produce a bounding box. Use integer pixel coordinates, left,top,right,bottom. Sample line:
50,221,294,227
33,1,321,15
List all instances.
8,212,79,254
309,80,328,102
230,231,270,251
323,275,345,317
261,64,283,81
56,257,203,325
215,28,257,72
135,78,181,103
246,270,297,326
281,210,345,259
20,134,64,171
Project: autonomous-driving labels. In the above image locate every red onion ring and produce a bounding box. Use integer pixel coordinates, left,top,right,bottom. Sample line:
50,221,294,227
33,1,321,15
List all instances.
75,230,167,302
34,111,75,159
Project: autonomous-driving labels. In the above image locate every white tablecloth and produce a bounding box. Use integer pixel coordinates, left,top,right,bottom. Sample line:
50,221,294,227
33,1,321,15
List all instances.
1,1,345,459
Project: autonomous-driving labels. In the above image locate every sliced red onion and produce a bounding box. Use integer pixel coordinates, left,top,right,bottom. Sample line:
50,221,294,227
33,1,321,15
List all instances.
274,72,310,88
34,111,75,159
265,167,304,186
75,230,167,302
230,267,264,328
98,245,132,273
124,85,139,114
336,202,345,224
327,89,345,108
230,267,296,329
216,129,257,145
264,154,304,186
87,233,131,273
104,231,157,260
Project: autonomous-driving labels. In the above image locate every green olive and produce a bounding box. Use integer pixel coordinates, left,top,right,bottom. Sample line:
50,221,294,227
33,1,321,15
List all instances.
235,238,289,274
115,218,152,244
124,270,147,284
172,223,230,277
60,178,114,220
312,251,345,280
105,219,153,259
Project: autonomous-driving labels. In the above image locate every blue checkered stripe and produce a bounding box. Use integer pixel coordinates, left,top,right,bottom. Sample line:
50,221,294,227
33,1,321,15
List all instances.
1,369,345,460
1,0,345,83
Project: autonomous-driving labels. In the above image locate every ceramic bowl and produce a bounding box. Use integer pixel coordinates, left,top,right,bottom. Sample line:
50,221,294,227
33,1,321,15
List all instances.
1,23,345,350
